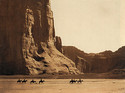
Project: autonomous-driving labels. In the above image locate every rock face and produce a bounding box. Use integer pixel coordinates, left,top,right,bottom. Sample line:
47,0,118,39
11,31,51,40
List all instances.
63,46,125,73
0,0,79,75
75,56,90,73
55,36,63,53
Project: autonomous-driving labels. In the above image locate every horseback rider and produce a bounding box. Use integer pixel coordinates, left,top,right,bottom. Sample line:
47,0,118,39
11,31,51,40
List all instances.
70,79,76,83
17,79,22,83
22,79,27,83
77,79,83,83
30,79,36,84
39,79,45,84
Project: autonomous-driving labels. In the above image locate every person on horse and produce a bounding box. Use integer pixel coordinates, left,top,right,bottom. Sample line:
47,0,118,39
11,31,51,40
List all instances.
30,79,36,84
77,79,83,83
39,79,45,84
17,79,22,83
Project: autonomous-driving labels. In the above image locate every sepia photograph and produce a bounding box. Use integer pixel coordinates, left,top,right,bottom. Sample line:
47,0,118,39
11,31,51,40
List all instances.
0,0,125,93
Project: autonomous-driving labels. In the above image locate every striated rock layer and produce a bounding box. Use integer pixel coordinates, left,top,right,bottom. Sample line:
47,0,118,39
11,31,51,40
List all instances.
63,46,125,73
0,0,79,75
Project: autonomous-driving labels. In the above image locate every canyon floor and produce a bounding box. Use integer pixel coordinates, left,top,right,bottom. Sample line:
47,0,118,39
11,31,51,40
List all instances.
0,72,125,79
0,79,125,93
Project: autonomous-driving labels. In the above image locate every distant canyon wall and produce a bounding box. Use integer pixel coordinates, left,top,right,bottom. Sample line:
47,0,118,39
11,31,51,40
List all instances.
0,0,79,75
63,46,125,73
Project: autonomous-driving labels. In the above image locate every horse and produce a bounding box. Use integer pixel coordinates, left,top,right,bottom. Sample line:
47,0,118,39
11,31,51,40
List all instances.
17,79,22,83
69,79,77,84
22,79,27,83
30,80,37,84
39,79,45,84
77,79,83,83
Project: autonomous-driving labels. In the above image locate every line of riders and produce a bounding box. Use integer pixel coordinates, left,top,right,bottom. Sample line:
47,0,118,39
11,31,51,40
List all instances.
17,79,83,84
17,79,45,84
69,79,83,83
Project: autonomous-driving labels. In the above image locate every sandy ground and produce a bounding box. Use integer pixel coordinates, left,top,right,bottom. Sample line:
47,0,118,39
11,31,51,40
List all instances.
0,79,125,93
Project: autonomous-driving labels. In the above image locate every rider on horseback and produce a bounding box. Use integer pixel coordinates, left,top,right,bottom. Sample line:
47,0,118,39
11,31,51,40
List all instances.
17,79,22,83
39,79,45,84
30,79,36,84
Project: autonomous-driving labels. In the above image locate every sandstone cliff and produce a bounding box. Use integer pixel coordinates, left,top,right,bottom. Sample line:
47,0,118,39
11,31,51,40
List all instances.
0,0,79,75
63,46,125,73
55,36,63,53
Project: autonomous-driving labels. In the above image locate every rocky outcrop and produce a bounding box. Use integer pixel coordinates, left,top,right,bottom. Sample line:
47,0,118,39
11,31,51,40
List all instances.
63,46,125,73
63,46,87,63
0,0,79,75
55,36,63,53
75,56,90,73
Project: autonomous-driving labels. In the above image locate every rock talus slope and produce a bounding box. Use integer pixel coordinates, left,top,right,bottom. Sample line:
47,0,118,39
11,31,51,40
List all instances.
0,0,79,75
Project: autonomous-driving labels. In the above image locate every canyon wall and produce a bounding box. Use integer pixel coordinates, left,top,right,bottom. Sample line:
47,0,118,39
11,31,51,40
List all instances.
0,0,79,75
63,46,125,73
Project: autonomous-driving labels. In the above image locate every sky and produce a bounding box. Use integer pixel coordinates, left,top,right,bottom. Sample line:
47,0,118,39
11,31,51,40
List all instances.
51,0,125,53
